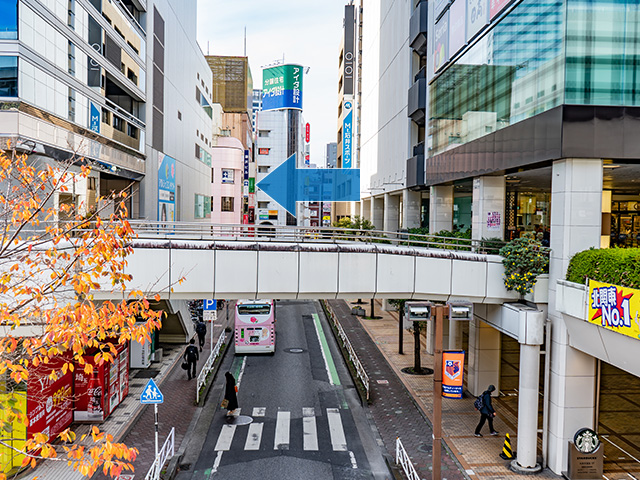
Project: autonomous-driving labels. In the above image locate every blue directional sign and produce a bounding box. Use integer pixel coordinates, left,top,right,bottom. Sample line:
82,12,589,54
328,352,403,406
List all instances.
203,299,217,311
140,378,164,404
257,154,360,215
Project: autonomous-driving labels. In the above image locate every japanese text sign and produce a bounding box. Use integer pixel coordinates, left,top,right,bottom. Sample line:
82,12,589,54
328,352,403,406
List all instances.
588,279,640,340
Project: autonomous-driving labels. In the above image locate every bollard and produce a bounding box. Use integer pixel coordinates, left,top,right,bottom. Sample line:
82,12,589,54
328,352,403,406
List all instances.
499,433,514,460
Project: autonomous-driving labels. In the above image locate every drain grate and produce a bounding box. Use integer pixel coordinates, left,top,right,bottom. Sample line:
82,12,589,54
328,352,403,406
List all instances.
134,369,160,378
179,463,191,471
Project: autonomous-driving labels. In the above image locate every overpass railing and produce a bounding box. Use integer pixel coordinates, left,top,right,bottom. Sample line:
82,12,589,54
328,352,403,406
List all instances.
124,221,510,255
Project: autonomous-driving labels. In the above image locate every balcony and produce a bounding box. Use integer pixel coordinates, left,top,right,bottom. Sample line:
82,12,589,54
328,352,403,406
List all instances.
410,1,428,55
406,144,425,190
408,77,426,125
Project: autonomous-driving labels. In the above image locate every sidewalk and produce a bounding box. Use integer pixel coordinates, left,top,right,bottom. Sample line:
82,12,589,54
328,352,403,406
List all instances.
25,308,232,480
327,299,559,480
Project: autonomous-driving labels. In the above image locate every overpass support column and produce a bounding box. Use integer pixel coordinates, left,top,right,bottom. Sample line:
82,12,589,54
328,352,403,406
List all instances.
384,193,400,232
515,343,541,470
448,319,462,350
371,196,384,231
467,305,501,396
362,197,372,222
403,189,422,229
429,185,453,233
472,176,505,241
546,158,602,474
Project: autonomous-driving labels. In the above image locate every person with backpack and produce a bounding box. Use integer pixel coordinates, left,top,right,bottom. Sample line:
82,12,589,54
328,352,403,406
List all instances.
195,320,207,352
474,384,499,437
183,338,199,380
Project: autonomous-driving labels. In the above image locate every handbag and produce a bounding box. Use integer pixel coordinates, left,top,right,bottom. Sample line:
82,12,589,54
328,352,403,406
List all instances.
181,361,189,370
221,398,229,409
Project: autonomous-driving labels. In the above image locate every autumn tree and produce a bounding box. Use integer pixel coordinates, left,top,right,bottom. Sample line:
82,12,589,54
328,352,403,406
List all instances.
0,145,163,479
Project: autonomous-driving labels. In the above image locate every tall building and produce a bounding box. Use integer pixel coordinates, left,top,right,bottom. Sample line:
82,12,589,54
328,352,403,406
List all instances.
252,88,262,133
325,142,337,168
357,0,640,476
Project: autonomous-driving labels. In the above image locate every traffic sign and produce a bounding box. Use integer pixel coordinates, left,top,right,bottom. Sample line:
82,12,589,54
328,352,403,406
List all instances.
140,378,164,404
203,299,217,311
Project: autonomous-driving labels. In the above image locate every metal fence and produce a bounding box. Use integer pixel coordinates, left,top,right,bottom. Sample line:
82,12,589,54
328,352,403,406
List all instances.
144,427,174,480
395,437,420,480
196,332,226,403
324,302,370,400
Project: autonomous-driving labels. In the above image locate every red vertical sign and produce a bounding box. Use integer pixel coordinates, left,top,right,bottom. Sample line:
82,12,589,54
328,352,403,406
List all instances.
305,123,310,143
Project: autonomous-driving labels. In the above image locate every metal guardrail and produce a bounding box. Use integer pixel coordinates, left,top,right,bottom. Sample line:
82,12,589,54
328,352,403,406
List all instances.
325,302,370,400
196,332,226,403
396,437,420,480
145,427,174,480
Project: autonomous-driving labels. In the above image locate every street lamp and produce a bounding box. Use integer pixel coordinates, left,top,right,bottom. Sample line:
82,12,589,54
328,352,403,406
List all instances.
405,302,433,374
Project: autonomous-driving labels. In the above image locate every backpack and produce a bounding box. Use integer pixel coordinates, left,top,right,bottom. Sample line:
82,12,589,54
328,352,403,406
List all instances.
196,322,206,335
474,394,484,411
186,345,198,360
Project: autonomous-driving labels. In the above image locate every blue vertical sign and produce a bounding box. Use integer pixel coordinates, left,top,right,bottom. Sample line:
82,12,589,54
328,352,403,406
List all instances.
158,153,176,222
243,150,249,180
89,102,100,134
342,100,353,168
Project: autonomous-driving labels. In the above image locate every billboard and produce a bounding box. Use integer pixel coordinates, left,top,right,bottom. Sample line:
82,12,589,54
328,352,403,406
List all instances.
466,0,488,42
442,351,465,398
433,11,450,72
343,4,355,95
89,102,101,134
158,153,176,222
342,98,353,168
588,280,640,340
448,0,466,59
262,64,304,111
490,0,511,19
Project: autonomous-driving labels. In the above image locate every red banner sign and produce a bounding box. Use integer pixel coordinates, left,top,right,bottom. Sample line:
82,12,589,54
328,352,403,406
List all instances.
305,123,310,143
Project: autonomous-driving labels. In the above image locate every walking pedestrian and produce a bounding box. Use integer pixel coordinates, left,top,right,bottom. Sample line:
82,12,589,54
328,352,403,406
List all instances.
474,384,499,437
195,320,207,352
183,338,199,381
223,371,239,416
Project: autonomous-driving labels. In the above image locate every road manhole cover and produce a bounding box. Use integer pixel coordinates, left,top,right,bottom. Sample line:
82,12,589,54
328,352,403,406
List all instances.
418,444,431,453
225,415,253,425
401,367,434,376
284,348,307,354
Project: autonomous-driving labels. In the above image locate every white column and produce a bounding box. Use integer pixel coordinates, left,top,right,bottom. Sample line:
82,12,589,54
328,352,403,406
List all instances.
372,196,384,231
546,158,602,474
448,319,462,350
383,193,400,232
403,189,422,229
472,176,506,241
362,198,372,222
467,306,501,396
429,185,453,233
516,343,541,469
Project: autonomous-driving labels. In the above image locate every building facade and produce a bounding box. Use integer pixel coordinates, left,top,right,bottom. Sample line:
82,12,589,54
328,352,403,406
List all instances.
325,142,337,168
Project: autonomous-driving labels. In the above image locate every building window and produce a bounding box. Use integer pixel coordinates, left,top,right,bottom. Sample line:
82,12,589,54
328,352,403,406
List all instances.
0,56,18,97
127,68,138,85
113,115,124,132
258,166,269,173
68,0,76,29
101,108,111,124
127,124,138,138
68,41,76,76
221,197,234,212
258,130,270,137
127,41,139,55
68,88,76,122
194,194,211,219
177,110,182,120
195,143,201,160
0,0,18,40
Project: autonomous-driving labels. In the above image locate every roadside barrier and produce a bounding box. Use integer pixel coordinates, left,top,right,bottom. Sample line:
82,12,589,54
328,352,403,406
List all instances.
196,332,226,403
145,427,175,480
395,437,420,480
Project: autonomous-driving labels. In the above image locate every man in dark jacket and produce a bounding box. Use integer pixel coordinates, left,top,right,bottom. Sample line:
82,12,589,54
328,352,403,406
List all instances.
475,384,499,437
184,338,199,380
195,320,206,352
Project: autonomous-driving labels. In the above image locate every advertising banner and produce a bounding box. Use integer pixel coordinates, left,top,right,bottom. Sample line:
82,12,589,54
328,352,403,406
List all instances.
466,0,488,42
342,98,353,168
442,351,465,398
487,211,501,230
158,153,176,222
490,0,511,19
434,11,450,72
243,150,249,180
221,169,234,184
89,102,101,134
588,280,640,340
262,64,304,111
343,4,355,95
249,178,255,193
449,0,467,58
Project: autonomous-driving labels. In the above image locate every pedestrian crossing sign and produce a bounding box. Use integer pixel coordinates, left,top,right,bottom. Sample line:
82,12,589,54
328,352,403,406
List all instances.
140,378,164,404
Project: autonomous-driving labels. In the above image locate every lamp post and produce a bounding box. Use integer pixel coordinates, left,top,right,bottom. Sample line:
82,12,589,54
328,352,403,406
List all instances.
432,304,446,480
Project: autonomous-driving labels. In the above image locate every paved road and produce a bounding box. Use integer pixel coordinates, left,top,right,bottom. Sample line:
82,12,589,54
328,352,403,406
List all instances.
176,300,390,480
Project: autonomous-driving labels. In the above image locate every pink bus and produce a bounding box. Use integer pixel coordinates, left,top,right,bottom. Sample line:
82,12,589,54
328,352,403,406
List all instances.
235,300,276,354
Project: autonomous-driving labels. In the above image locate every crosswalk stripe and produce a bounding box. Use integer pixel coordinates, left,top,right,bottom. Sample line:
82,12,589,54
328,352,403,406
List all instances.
327,408,347,451
252,407,266,417
303,413,318,451
274,411,290,450
244,423,263,450
214,424,236,451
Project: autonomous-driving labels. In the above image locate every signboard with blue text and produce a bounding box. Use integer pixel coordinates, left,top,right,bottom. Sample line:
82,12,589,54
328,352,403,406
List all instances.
442,351,465,398
342,99,353,168
158,153,176,222
262,64,304,111
588,279,640,340
89,102,100,134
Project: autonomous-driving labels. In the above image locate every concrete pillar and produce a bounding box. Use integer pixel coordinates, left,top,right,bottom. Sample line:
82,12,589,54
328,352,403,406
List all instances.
467,306,501,396
371,196,384,231
403,189,422,229
472,176,506,241
362,197,372,222
429,185,453,233
516,343,541,469
384,193,400,232
546,158,602,474
425,319,434,355
448,319,463,350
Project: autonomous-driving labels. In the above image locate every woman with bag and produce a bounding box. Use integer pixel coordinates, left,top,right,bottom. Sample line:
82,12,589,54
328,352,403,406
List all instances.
222,371,238,416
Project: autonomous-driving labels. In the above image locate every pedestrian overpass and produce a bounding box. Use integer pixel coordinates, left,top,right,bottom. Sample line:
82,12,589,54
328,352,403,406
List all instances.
91,222,520,304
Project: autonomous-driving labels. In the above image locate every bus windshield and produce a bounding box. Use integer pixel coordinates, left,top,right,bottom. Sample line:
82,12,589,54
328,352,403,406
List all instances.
237,304,271,315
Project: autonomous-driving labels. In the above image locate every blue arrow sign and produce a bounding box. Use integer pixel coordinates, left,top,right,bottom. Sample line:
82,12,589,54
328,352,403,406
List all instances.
257,154,360,215
140,378,164,404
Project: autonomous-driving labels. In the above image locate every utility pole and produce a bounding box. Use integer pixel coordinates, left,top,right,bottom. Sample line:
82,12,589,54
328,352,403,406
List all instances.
432,304,447,480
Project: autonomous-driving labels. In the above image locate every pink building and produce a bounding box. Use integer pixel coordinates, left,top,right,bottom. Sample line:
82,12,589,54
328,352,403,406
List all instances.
211,136,243,224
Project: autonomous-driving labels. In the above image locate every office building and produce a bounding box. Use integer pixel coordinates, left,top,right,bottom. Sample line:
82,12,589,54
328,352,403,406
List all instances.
325,142,337,168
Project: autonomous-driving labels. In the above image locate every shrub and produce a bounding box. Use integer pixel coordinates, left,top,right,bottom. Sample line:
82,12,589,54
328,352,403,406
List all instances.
566,248,640,288
499,236,549,296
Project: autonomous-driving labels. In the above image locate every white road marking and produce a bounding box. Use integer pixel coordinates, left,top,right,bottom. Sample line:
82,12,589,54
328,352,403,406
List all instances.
274,410,291,450
214,424,236,451
327,408,347,451
211,450,223,475
244,422,263,451
237,356,247,387
303,408,318,451
349,451,358,469
252,407,266,417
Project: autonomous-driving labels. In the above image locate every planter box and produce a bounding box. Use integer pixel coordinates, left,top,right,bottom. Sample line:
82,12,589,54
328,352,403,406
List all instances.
525,274,549,304
556,280,587,320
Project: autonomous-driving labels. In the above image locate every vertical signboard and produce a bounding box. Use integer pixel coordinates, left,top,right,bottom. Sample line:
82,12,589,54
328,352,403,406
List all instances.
87,15,102,87
448,0,467,58
305,123,310,143
343,4,355,95
433,11,450,73
490,0,511,19
89,102,101,134
243,150,249,180
262,64,304,111
442,351,465,398
158,153,176,222
342,99,353,168
466,0,488,42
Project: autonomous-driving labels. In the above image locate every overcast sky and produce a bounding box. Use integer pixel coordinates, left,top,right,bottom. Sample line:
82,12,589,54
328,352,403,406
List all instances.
197,1,346,164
